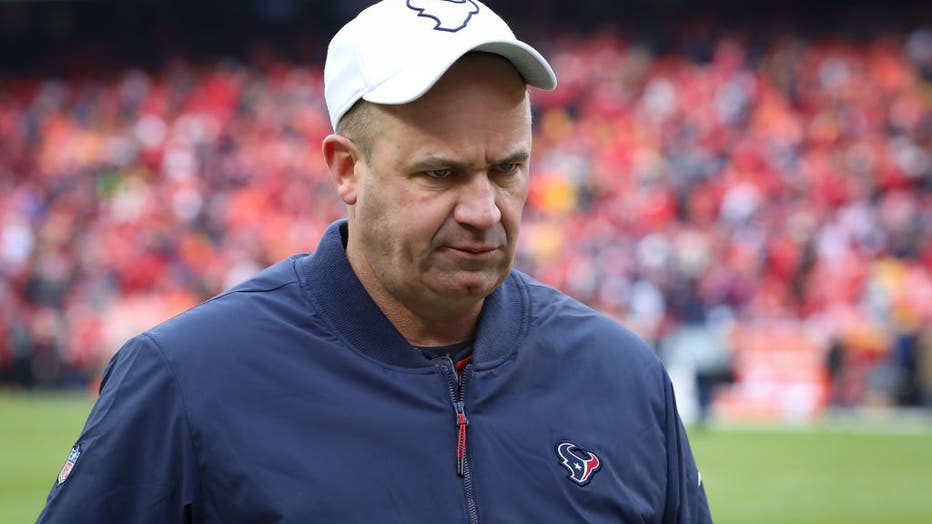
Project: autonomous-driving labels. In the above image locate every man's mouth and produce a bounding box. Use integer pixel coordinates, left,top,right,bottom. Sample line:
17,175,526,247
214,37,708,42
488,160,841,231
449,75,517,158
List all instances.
445,244,499,258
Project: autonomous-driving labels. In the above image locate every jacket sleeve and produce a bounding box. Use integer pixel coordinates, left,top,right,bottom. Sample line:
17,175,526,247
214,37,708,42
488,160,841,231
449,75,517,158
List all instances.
662,370,714,523
36,334,200,524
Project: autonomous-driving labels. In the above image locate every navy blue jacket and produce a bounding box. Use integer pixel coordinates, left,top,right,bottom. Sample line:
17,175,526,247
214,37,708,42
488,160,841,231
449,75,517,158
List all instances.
38,220,712,523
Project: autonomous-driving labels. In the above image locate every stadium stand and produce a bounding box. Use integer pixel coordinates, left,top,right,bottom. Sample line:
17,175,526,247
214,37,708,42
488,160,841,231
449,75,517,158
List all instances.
1,1,930,421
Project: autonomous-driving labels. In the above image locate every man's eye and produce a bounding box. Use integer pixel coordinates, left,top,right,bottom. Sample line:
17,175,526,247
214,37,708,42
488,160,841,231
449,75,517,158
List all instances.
493,163,518,173
424,169,453,179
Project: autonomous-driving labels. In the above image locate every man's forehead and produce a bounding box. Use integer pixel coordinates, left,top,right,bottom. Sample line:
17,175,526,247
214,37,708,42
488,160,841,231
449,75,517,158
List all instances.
374,96,531,143
373,116,533,172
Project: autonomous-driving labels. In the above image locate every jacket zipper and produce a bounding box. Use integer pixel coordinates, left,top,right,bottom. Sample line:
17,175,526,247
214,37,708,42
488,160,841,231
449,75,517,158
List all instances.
440,356,479,524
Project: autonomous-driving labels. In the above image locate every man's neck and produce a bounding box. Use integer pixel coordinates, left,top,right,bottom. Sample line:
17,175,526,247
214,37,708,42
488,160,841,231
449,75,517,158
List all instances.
385,305,481,347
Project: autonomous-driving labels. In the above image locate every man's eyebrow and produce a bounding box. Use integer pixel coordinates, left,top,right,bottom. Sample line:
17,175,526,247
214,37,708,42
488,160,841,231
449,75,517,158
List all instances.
408,156,471,173
495,150,530,165
408,150,531,172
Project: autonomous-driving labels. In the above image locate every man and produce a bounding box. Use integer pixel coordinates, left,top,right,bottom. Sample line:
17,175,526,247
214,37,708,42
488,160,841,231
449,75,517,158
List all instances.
39,1,712,522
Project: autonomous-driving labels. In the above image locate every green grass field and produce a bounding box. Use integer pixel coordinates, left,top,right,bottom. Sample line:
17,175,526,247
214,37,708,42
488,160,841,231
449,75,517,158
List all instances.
2,393,932,523
691,422,932,523
1,393,95,523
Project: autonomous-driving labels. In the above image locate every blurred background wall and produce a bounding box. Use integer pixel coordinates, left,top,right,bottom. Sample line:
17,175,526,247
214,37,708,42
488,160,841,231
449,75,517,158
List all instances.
1,0,931,425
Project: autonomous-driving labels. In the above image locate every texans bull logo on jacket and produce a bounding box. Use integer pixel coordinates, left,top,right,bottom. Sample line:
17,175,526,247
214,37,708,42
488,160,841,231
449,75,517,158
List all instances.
555,442,602,486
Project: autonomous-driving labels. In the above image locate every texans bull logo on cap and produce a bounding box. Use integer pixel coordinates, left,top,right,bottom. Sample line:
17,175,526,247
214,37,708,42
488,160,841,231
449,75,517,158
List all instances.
407,0,480,32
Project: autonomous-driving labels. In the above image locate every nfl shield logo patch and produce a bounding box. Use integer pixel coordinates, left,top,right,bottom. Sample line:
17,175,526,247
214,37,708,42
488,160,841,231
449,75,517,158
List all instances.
57,445,81,486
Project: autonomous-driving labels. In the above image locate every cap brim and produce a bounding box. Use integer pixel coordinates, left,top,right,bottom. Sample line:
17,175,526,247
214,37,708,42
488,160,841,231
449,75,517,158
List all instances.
362,39,556,106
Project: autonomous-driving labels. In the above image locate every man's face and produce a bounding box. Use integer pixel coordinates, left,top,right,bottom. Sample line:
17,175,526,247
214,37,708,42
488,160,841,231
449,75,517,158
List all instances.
346,54,532,320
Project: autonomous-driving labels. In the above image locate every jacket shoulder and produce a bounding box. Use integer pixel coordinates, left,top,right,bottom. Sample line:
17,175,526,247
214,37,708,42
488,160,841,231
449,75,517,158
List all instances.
514,271,662,371
143,255,315,358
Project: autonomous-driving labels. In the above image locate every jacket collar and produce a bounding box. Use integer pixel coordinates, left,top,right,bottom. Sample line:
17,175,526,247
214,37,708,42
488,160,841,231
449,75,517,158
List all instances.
300,220,529,369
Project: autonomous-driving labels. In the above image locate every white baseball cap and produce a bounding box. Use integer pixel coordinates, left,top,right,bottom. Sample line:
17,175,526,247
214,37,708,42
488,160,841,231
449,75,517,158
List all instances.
324,0,557,130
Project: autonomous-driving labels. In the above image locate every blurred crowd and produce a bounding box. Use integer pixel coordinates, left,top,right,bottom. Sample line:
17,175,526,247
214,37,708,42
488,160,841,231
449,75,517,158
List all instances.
2,26,931,419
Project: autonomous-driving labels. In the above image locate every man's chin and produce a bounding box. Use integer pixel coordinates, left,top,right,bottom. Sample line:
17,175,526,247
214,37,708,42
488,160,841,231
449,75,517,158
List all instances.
428,270,506,301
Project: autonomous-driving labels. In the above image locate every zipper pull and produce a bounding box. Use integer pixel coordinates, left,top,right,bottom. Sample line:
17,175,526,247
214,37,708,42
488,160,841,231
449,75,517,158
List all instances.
454,400,468,477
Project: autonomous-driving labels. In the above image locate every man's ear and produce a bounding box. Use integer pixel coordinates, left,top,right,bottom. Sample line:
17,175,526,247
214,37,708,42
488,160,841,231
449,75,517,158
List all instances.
322,134,362,205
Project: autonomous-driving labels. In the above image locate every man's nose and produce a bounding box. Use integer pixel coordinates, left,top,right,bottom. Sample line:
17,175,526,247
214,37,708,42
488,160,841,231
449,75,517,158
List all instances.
453,174,502,229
